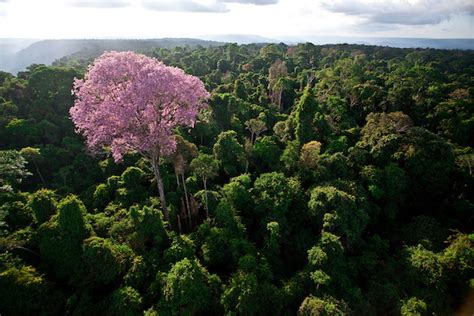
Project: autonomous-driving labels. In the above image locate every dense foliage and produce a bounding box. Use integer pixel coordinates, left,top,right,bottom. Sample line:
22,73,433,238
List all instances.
0,43,473,315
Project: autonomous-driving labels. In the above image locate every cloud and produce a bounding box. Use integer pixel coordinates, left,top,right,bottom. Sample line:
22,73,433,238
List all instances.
0,1,7,17
141,0,278,13
68,0,130,8
322,0,474,25
218,0,278,5
142,1,229,13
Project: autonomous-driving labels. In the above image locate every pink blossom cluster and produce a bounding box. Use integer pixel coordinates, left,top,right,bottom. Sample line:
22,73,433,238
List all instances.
70,51,209,161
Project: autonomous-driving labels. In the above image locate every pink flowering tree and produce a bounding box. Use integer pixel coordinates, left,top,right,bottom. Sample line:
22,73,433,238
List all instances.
70,51,209,228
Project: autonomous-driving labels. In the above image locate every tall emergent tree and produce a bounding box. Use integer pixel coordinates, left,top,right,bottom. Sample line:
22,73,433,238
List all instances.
70,51,209,227
190,153,219,218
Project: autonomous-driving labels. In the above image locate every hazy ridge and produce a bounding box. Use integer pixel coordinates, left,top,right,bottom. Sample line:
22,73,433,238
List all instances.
0,38,223,74
1,36,473,74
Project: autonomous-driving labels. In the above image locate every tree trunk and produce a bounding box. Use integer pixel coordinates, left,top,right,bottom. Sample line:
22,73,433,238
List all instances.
181,173,192,229
33,161,45,186
190,196,198,228
177,215,182,235
203,178,209,219
180,198,188,230
278,89,283,112
254,132,261,144
151,153,171,229
175,170,180,186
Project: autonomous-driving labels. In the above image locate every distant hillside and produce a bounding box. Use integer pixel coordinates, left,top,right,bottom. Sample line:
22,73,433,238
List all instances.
200,34,474,49
0,39,38,74
285,36,474,50
0,38,223,74
200,34,279,44
0,38,38,55
349,37,474,50
1,36,472,74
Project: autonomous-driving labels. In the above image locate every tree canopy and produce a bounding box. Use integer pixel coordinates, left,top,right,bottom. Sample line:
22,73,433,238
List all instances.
0,43,473,315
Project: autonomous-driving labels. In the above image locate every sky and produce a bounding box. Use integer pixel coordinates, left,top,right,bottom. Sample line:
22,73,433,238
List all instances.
0,0,473,39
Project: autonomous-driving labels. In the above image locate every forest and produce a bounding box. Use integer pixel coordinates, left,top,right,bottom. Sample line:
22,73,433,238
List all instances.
0,42,473,315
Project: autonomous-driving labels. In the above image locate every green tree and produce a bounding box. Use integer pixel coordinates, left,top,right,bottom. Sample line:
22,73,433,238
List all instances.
308,186,368,245
298,295,350,316
0,262,62,315
160,258,221,315
126,205,168,253
164,233,196,265
300,141,322,169
295,87,320,144
20,147,45,185
4,118,40,147
245,118,267,145
82,236,134,286
26,65,79,119
359,111,413,160
221,271,260,315
252,172,302,233
108,286,143,316
0,150,31,192
28,188,57,224
213,130,246,177
307,232,363,309
251,136,281,173
190,153,219,218
221,173,253,219
210,93,238,131
400,297,427,316
38,195,89,278
396,127,454,203
118,166,149,206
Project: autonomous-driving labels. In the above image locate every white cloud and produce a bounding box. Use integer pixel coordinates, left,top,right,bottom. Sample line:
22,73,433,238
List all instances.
219,0,278,5
321,0,474,25
141,0,278,13
68,0,130,8
0,1,7,17
142,0,229,13
0,0,472,39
